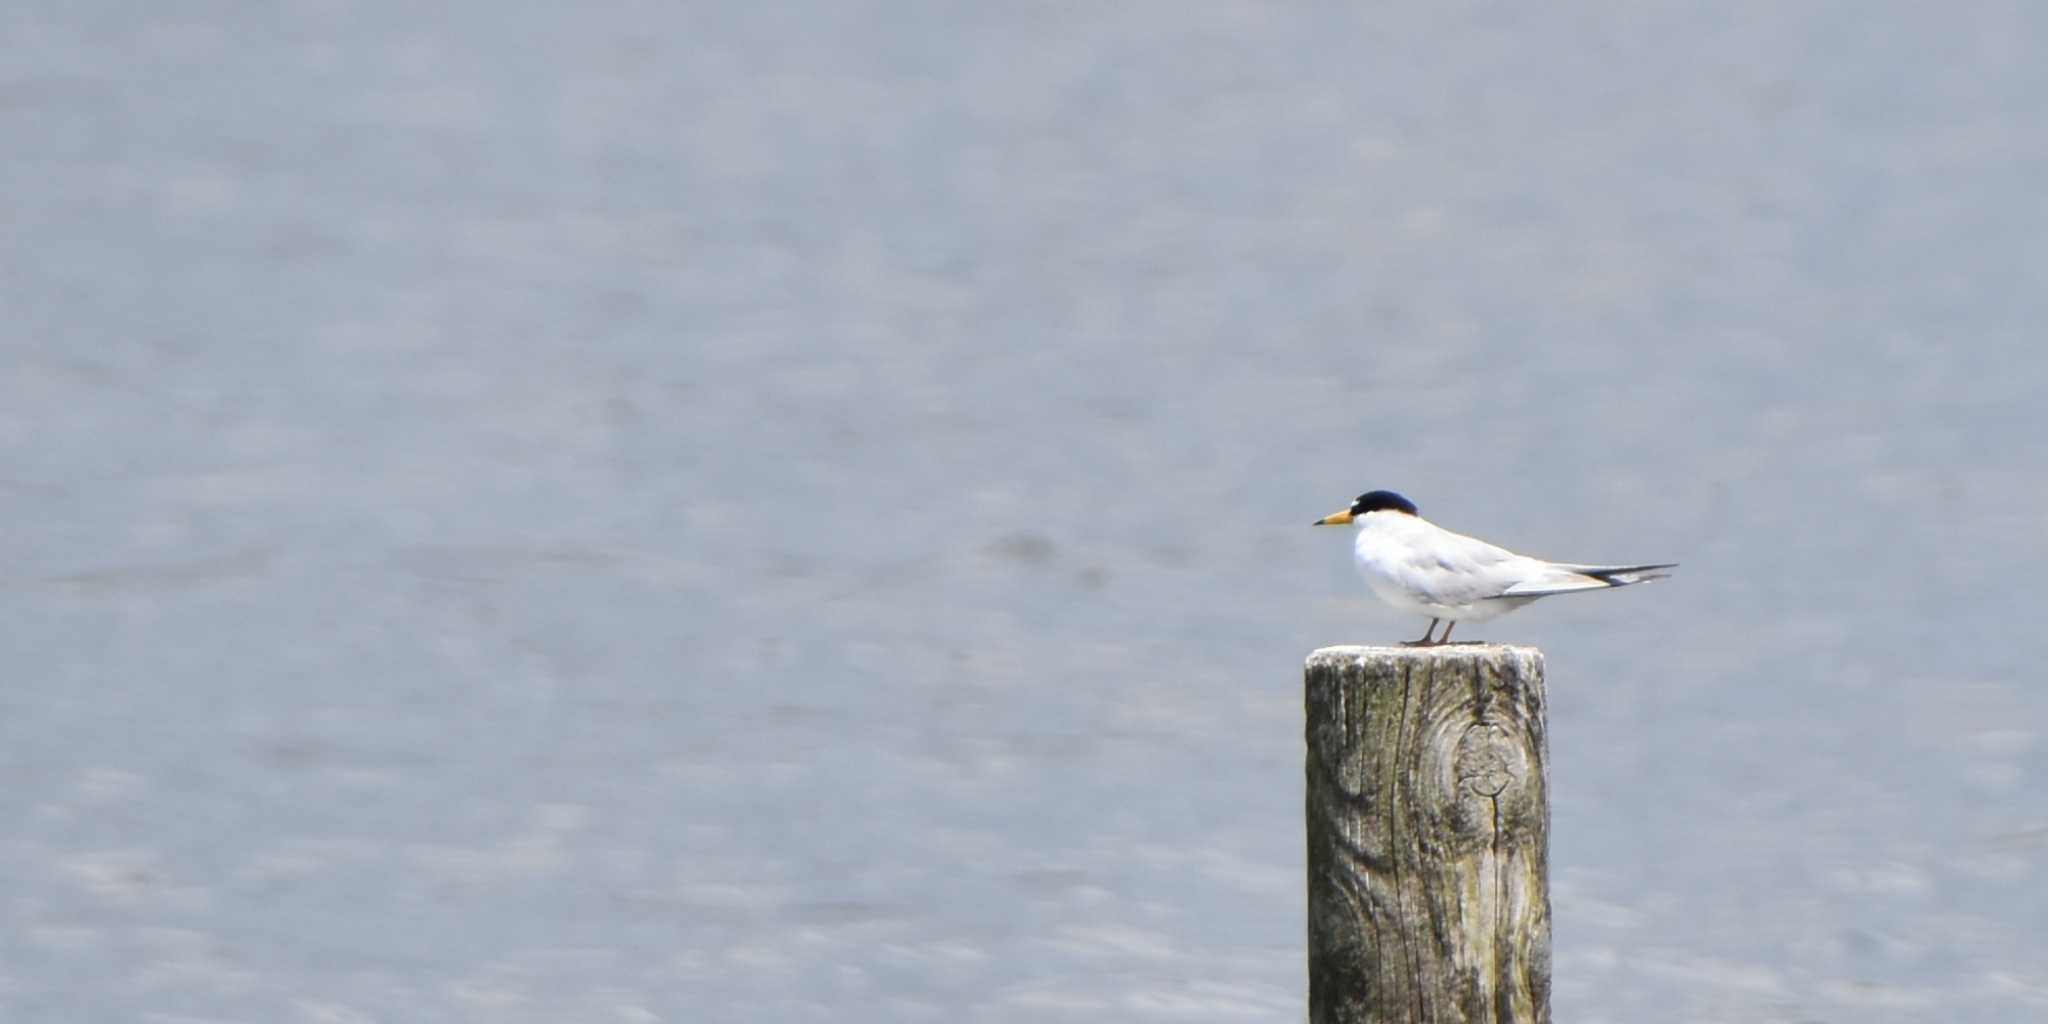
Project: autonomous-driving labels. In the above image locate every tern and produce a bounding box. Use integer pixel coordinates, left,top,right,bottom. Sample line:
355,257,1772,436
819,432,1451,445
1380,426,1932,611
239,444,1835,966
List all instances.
1314,490,1674,646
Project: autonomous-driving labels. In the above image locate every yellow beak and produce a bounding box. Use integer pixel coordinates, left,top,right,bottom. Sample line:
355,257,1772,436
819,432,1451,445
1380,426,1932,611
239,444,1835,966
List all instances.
1313,509,1354,526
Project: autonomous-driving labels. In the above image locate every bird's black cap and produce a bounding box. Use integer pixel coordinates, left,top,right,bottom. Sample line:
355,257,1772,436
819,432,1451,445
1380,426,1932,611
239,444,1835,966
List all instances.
1351,490,1418,516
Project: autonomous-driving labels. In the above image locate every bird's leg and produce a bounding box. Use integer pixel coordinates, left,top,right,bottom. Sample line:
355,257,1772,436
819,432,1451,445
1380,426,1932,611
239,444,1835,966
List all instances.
1403,618,1440,646
1437,621,1456,644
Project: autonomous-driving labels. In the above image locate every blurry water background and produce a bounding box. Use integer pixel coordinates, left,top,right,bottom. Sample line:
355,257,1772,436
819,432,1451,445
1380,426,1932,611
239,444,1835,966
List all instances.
4,2,2045,1021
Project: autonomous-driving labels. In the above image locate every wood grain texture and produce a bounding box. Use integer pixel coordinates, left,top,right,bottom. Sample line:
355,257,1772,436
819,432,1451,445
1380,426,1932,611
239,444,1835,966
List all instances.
1305,645,1551,1024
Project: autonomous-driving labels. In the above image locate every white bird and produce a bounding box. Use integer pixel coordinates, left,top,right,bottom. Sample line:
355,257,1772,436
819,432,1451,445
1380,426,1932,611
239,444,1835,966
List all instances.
1313,490,1674,646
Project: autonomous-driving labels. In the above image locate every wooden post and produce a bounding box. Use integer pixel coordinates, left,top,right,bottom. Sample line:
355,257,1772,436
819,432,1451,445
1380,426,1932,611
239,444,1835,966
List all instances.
1305,645,1551,1024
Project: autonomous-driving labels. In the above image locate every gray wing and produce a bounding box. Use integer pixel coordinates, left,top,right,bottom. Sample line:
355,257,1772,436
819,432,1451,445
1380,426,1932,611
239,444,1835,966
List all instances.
1383,531,1542,606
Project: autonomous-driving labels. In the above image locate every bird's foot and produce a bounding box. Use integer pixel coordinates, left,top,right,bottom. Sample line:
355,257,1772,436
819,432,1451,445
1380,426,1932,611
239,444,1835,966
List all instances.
1401,619,1442,646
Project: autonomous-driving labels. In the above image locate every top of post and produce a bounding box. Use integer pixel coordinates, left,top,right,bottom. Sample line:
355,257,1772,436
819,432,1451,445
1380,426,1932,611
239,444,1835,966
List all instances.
1307,644,1544,671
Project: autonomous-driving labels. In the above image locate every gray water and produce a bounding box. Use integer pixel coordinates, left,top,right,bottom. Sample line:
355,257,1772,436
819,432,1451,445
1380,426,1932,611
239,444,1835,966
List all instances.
5,3,2045,1021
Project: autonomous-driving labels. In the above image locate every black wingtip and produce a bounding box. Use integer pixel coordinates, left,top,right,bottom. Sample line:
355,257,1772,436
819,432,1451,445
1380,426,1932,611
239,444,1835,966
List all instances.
1585,563,1678,586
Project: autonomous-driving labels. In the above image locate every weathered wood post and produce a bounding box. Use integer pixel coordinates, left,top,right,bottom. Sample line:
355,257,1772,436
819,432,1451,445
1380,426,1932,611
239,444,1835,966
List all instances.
1305,645,1551,1024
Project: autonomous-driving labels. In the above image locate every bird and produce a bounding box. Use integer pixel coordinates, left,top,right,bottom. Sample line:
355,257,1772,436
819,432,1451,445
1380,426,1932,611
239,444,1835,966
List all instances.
1313,490,1674,646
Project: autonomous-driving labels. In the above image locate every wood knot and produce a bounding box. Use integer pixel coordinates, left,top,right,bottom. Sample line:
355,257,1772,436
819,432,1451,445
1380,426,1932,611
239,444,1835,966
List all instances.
1455,721,1521,798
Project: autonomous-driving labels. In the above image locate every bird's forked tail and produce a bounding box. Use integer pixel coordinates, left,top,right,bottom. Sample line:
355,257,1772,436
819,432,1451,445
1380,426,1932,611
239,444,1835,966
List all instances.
1556,562,1678,587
